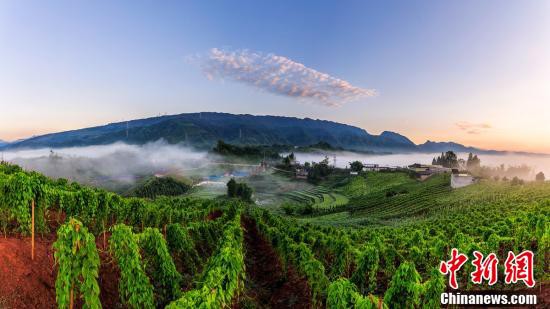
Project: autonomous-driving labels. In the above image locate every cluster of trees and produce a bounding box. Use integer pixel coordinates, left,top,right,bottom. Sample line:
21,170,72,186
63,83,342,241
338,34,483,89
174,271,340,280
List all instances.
349,161,364,172
433,152,544,182
279,154,334,184
226,178,253,202
281,152,296,169
432,151,459,168
212,140,281,159
510,176,525,186
476,164,534,180
432,151,482,170
307,141,341,151
127,176,190,199
307,157,333,184
466,153,481,169
493,174,546,185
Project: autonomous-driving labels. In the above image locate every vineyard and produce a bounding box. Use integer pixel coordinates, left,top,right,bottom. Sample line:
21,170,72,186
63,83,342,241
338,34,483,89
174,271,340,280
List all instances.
0,162,548,308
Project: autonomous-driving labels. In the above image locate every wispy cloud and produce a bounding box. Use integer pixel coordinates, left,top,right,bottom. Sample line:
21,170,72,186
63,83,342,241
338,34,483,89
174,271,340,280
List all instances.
456,121,492,135
200,48,376,106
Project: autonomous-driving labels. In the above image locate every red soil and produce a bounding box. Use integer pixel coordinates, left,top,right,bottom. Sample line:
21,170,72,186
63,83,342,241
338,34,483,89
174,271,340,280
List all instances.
240,216,313,308
0,232,122,309
207,209,223,221
0,235,56,309
96,233,123,309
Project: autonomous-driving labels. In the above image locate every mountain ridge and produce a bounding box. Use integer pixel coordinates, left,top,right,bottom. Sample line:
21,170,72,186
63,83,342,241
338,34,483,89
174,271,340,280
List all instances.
0,112,543,155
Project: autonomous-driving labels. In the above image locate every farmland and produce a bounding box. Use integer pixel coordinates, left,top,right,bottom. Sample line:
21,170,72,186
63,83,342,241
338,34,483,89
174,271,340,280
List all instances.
0,162,548,308
283,186,349,212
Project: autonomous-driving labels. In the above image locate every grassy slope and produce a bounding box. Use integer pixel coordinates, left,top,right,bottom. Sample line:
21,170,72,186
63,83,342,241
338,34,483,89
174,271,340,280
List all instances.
300,174,550,229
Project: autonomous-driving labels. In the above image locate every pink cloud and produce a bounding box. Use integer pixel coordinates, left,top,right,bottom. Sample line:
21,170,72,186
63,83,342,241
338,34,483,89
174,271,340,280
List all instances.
201,48,376,106
456,121,492,134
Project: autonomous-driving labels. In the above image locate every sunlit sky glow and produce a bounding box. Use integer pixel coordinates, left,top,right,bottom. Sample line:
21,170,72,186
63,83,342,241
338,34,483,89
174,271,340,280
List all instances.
0,1,549,152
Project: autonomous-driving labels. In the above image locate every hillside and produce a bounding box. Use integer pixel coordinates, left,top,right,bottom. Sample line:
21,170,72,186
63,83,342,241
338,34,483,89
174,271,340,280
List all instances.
0,162,548,308
0,112,513,154
1,113,417,151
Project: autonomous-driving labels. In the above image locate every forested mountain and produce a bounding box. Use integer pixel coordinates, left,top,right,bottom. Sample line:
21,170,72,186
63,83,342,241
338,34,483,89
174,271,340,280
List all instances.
0,112,517,154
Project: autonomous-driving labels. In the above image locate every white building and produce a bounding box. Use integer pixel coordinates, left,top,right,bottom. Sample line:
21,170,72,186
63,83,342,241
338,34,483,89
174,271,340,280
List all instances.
451,173,476,188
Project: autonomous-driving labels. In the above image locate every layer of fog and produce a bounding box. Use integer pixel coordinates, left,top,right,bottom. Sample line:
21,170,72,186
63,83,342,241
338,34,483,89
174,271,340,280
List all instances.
3,140,549,194
292,151,550,179
1,141,214,191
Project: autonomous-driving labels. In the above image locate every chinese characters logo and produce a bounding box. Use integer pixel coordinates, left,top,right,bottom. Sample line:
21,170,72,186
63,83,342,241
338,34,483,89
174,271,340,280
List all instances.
439,249,535,289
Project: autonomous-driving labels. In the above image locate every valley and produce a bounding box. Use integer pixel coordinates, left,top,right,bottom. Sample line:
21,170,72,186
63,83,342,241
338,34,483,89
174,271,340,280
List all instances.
0,142,548,308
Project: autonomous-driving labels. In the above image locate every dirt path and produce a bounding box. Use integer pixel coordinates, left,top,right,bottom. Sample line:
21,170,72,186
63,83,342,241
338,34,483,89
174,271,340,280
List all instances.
240,216,312,308
207,209,223,221
0,236,57,309
96,234,123,309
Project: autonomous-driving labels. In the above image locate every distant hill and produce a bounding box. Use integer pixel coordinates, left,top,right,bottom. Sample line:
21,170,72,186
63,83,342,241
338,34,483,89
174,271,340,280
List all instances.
417,140,499,154
0,140,8,147
0,112,534,155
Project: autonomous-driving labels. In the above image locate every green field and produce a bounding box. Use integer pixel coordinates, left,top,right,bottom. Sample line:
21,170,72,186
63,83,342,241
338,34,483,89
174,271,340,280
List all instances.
283,186,349,211
1,162,548,308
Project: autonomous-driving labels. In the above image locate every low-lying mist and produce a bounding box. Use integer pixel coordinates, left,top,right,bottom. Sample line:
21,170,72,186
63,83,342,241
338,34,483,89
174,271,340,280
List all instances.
3,141,550,194
1,141,215,192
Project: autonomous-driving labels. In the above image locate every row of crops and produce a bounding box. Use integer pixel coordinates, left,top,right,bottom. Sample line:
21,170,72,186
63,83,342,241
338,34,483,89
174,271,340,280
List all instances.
0,164,221,238
248,207,448,308
52,206,242,308
250,183,549,306
348,175,452,219
0,162,248,308
283,186,349,212
339,172,415,198
284,186,331,203
282,172,451,219
265,169,549,306
299,176,549,286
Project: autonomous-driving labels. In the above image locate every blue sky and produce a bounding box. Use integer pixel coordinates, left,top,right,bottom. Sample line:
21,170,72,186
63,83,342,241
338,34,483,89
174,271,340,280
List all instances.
1,1,549,152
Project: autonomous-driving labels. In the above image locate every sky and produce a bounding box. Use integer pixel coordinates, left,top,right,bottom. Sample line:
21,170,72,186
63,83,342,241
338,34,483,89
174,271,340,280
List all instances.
0,1,549,152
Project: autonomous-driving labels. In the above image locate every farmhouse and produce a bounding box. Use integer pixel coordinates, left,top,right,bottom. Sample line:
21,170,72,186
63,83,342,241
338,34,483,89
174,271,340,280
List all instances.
408,163,452,180
408,164,452,175
363,164,380,172
295,168,308,179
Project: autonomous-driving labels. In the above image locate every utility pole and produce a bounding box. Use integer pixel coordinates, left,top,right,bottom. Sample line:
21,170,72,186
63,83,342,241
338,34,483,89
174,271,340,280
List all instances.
126,121,129,139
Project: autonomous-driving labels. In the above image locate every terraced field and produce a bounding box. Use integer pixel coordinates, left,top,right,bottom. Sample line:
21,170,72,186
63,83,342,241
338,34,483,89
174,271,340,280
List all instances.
283,186,349,211
348,174,451,219
292,172,455,226
339,172,415,197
